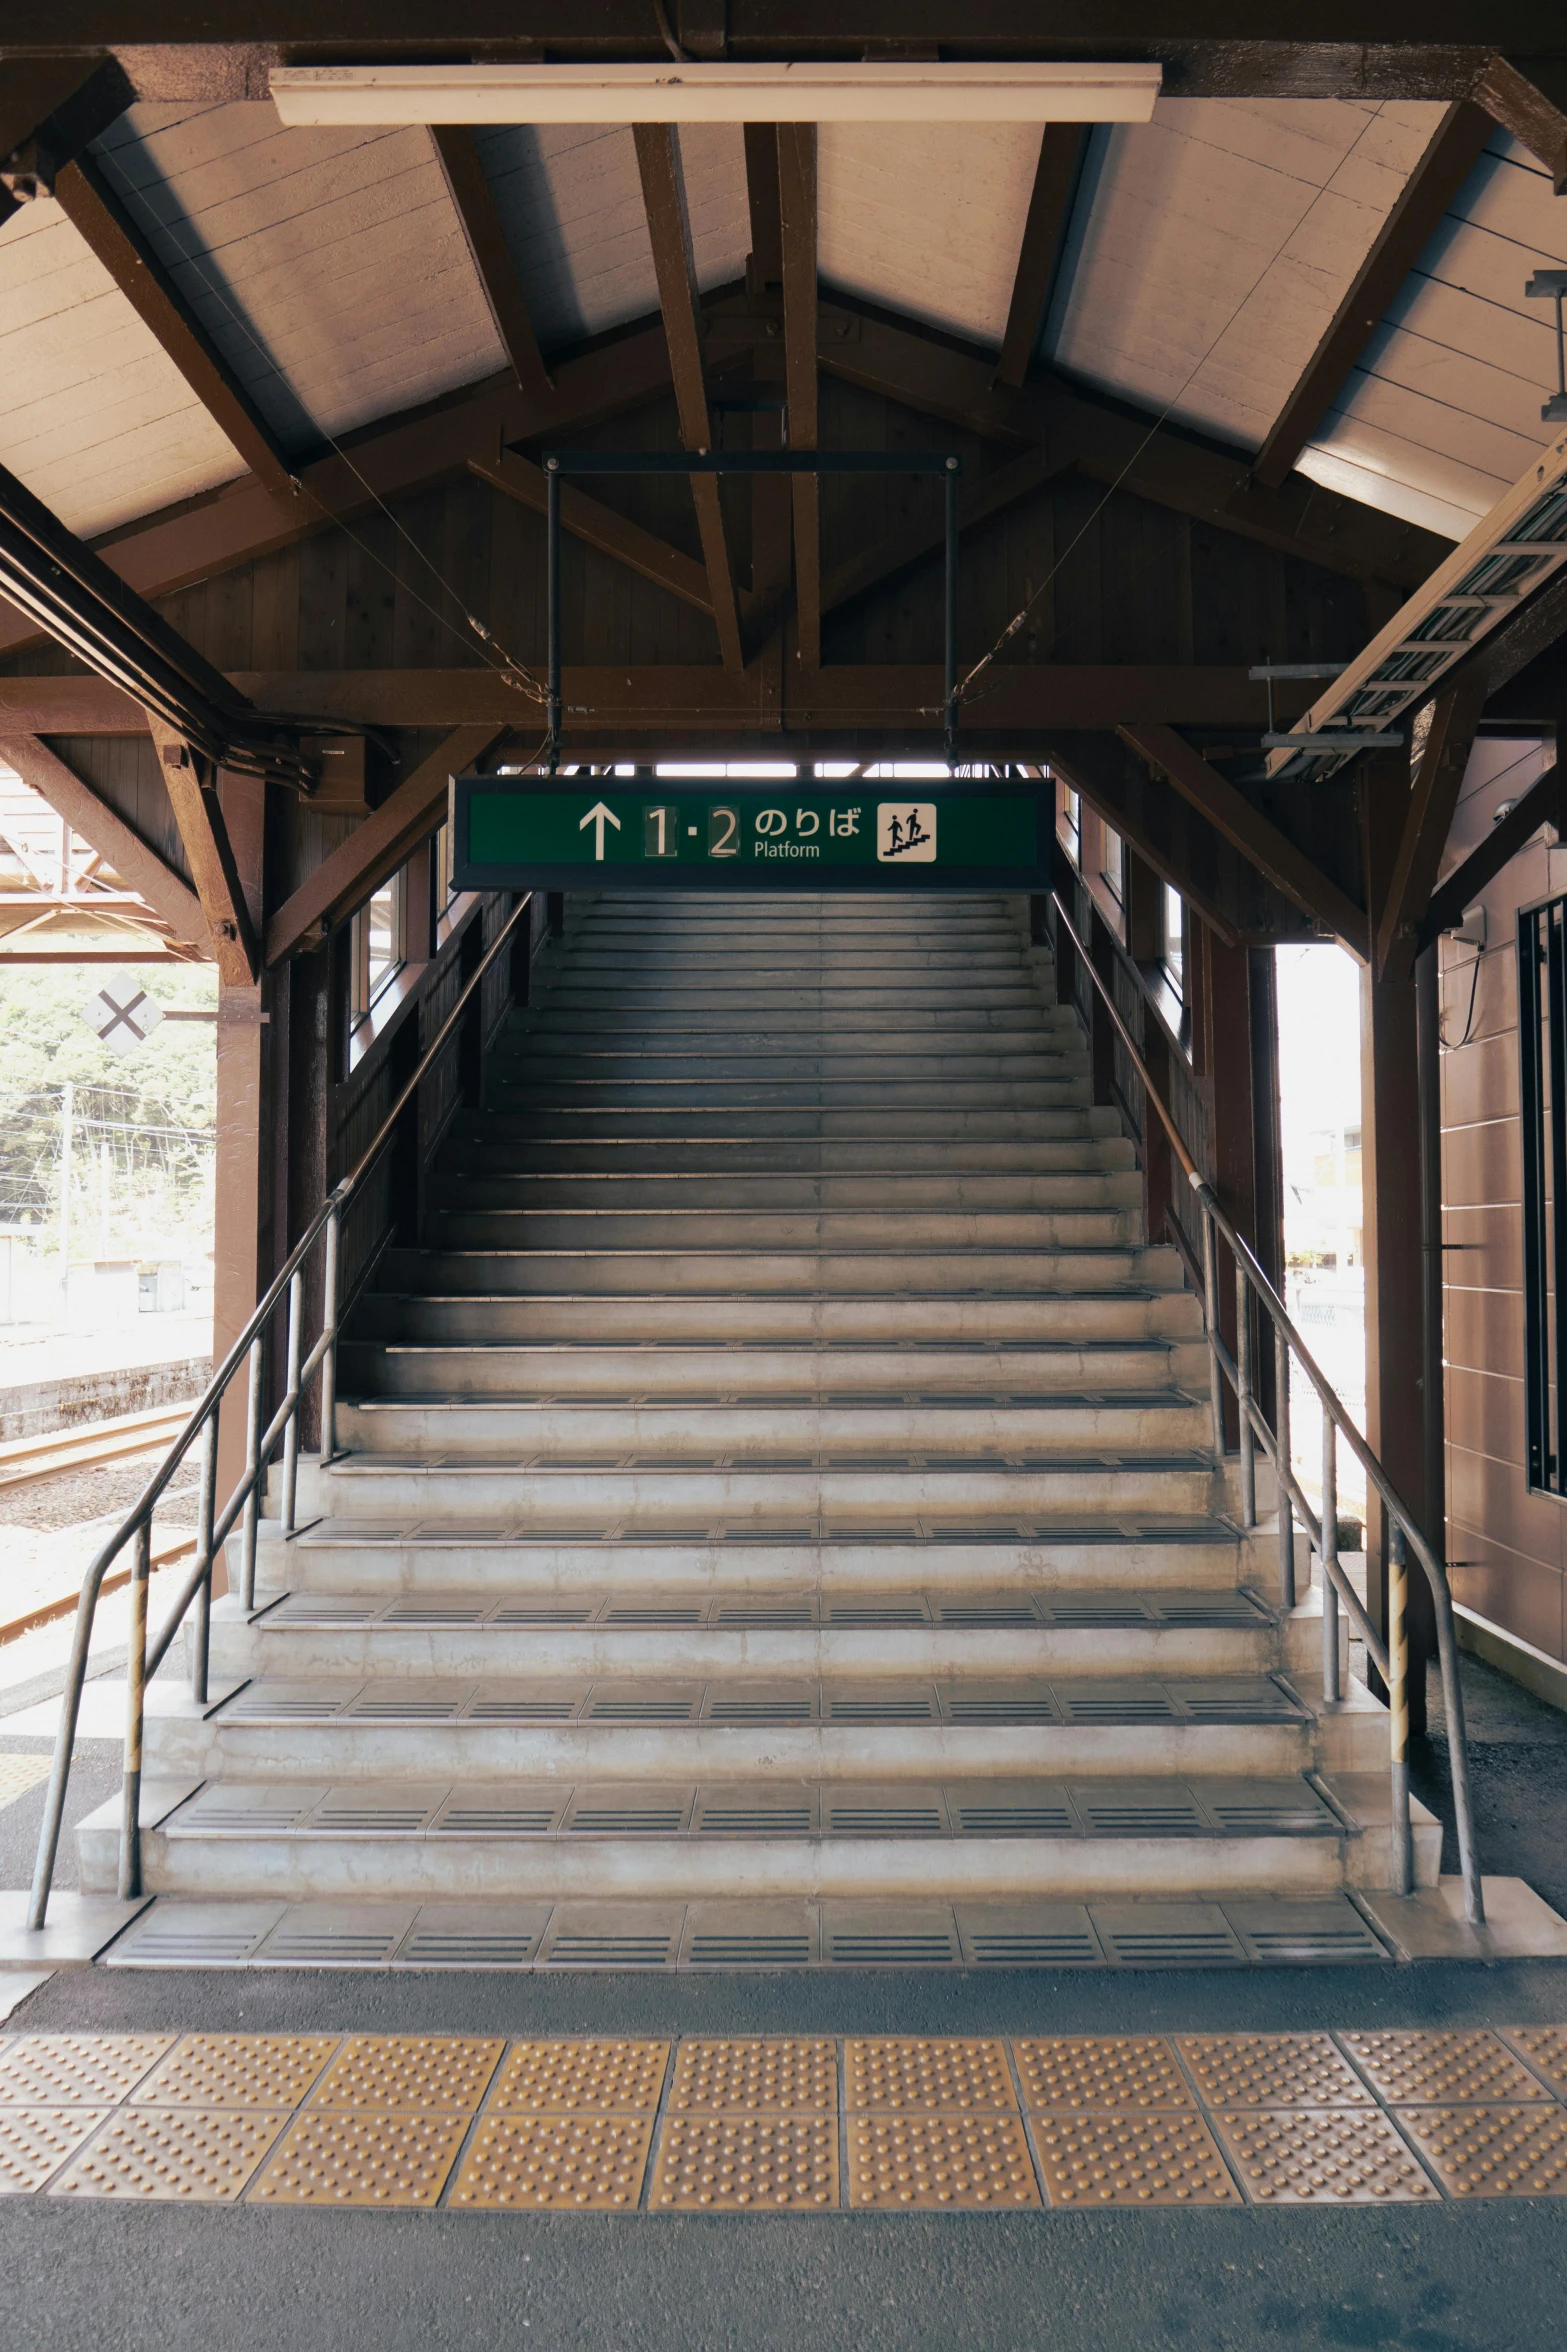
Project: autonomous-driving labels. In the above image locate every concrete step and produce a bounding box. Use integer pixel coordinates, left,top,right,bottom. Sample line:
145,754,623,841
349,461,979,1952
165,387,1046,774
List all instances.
438,1137,1137,1174
340,1338,1202,1397
468,1108,1120,1141
419,1210,1141,1253
350,1291,1202,1345
517,1006,1073,1036
425,1173,1143,1213
538,987,1050,1013
490,1081,1094,1110
379,1247,1176,1296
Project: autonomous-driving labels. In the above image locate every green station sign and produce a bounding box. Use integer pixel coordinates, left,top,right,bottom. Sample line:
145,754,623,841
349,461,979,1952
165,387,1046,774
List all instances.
451,777,1051,894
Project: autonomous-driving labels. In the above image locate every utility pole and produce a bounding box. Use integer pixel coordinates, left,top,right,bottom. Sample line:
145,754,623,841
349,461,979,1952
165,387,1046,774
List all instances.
59,1079,73,1305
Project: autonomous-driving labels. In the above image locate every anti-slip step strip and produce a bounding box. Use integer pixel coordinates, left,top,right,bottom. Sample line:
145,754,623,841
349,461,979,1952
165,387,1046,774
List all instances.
31,2026,1567,2208
292,1517,1239,1547
344,1390,1188,1412
256,1588,1271,1630
161,1775,1339,1842
325,1452,1214,1474
207,1676,1307,1727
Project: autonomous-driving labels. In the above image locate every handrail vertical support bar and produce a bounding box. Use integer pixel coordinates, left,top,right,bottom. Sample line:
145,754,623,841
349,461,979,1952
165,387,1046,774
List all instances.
190,1412,217,1704
1433,1588,1486,1923
1322,1411,1341,1703
1235,1260,1255,1527
1389,1525,1413,1896
239,1333,264,1611
319,1204,341,1463
118,1519,151,1901
1198,1191,1225,1468
280,1268,304,1535
1275,1319,1295,1609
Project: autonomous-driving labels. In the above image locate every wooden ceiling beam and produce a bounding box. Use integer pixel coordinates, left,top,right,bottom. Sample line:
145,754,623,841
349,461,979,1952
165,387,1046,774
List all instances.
1472,54,1567,193
54,153,300,500
0,731,206,950
1374,675,1488,978
430,125,554,408
1252,102,1495,490
633,122,745,672
1119,721,1368,958
467,447,714,614
823,448,1055,617
142,715,258,984
996,124,1089,391
1419,757,1567,952
266,723,505,965
777,121,820,669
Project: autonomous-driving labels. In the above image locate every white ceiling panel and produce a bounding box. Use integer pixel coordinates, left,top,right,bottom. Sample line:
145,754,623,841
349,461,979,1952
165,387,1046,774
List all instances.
92,103,504,452
1047,99,1445,453
479,121,748,349
816,123,1040,346
0,198,242,534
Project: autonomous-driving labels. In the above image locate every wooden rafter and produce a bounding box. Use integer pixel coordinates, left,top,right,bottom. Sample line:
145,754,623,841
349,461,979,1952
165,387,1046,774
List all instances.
1472,54,1567,194
823,448,1054,617
1374,676,1488,978
1252,103,1494,490
54,153,299,499
0,731,206,950
431,125,553,408
777,122,820,670
143,715,259,984
996,125,1088,391
633,122,745,672
265,724,503,966
467,448,713,615
1419,758,1567,951
1119,722,1368,958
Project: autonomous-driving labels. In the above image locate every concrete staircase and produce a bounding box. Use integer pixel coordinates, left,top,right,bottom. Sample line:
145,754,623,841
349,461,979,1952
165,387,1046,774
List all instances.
81,892,1430,1969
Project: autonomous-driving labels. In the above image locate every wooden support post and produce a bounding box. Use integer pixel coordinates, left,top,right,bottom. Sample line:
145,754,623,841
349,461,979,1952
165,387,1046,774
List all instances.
1086,899,1117,1112
1205,927,1267,1450
1125,851,1175,1257
777,122,820,671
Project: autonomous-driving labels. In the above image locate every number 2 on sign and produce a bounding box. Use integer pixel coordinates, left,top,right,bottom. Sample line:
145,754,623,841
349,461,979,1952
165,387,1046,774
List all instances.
708,806,738,858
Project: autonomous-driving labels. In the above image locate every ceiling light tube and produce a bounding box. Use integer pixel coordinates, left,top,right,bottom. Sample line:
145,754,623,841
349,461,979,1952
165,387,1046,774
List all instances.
269,61,1162,127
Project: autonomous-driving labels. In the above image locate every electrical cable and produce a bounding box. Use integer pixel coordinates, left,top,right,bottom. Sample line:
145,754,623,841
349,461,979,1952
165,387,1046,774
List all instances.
1441,950,1483,1051
653,1,692,63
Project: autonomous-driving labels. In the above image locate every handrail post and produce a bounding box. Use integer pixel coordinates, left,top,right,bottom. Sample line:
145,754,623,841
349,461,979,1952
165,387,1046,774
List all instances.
1274,1319,1295,1609
239,1333,264,1612
318,1203,341,1462
190,1412,217,1704
118,1519,151,1901
1321,1410,1341,1703
1389,1524,1413,1896
280,1267,304,1535
1430,1579,1485,1924
1235,1259,1255,1528
1198,1191,1225,1468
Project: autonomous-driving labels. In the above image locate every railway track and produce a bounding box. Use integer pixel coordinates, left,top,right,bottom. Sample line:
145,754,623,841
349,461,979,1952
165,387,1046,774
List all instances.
0,1402,193,1492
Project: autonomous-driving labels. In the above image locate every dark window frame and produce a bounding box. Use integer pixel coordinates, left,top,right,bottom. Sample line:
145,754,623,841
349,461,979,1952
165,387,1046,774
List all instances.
1520,897,1567,1493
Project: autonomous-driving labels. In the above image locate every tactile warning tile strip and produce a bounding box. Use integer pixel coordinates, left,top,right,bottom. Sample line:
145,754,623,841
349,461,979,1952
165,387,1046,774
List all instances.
1210,2109,1436,2204
1030,2112,1240,2205
130,2036,340,2110
0,2110,110,2196
0,1753,51,1809
1338,2031,1549,2107
652,2114,839,2210
1390,2106,1567,2198
308,2035,503,2112
451,2114,655,2209
1015,2037,1194,2112
669,2039,836,2114
49,2109,291,2202
489,2040,670,2114
847,2114,1041,2209
248,2110,473,2206
1177,2035,1371,2109
1502,2027,1567,2100
0,2036,176,2106
846,2038,1017,2113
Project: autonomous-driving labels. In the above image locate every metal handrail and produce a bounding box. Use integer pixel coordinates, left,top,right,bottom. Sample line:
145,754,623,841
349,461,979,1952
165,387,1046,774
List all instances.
1050,889,1483,1925
27,890,535,1929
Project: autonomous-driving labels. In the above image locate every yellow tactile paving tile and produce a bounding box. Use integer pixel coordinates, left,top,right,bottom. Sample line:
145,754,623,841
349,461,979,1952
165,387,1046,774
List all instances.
669,2038,837,2114
130,2035,340,2110
847,2114,1041,2209
452,2113,655,2209
1391,2105,1567,2198
1030,2112,1240,2206
1339,2030,1551,2107
652,2114,839,2210
1177,2035,1372,2109
488,2040,669,2113
846,2038,1017,2112
49,2109,291,2202
307,2034,504,2112
0,2036,176,2106
1210,2109,1437,2204
0,2110,111,2196
1503,2026,1567,2100
1015,2036,1194,2112
248,2109,473,2207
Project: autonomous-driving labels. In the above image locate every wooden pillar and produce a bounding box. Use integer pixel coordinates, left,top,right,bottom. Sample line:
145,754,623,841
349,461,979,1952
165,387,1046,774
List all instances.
1206,927,1261,1448
1124,852,1175,1255
1360,751,1436,1734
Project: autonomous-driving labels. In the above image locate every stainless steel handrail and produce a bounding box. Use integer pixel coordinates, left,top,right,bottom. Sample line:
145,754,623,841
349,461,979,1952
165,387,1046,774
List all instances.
1051,889,1482,1925
26,890,535,1928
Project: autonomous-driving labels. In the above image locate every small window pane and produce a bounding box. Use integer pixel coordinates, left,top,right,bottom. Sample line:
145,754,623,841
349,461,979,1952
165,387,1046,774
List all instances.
1164,885,1184,998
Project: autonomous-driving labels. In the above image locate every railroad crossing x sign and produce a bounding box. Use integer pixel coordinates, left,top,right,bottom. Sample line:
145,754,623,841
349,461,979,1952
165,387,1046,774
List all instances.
80,971,164,1057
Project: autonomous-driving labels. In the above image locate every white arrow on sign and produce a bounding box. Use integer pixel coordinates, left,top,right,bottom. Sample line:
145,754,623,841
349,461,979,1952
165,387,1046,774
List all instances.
578,800,622,861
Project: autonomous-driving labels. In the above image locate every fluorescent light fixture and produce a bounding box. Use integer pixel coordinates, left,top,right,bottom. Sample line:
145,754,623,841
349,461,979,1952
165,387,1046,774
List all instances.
269,61,1162,127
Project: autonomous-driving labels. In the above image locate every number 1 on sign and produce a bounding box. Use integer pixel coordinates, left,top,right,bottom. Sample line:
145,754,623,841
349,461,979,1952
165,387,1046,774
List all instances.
643,806,677,859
